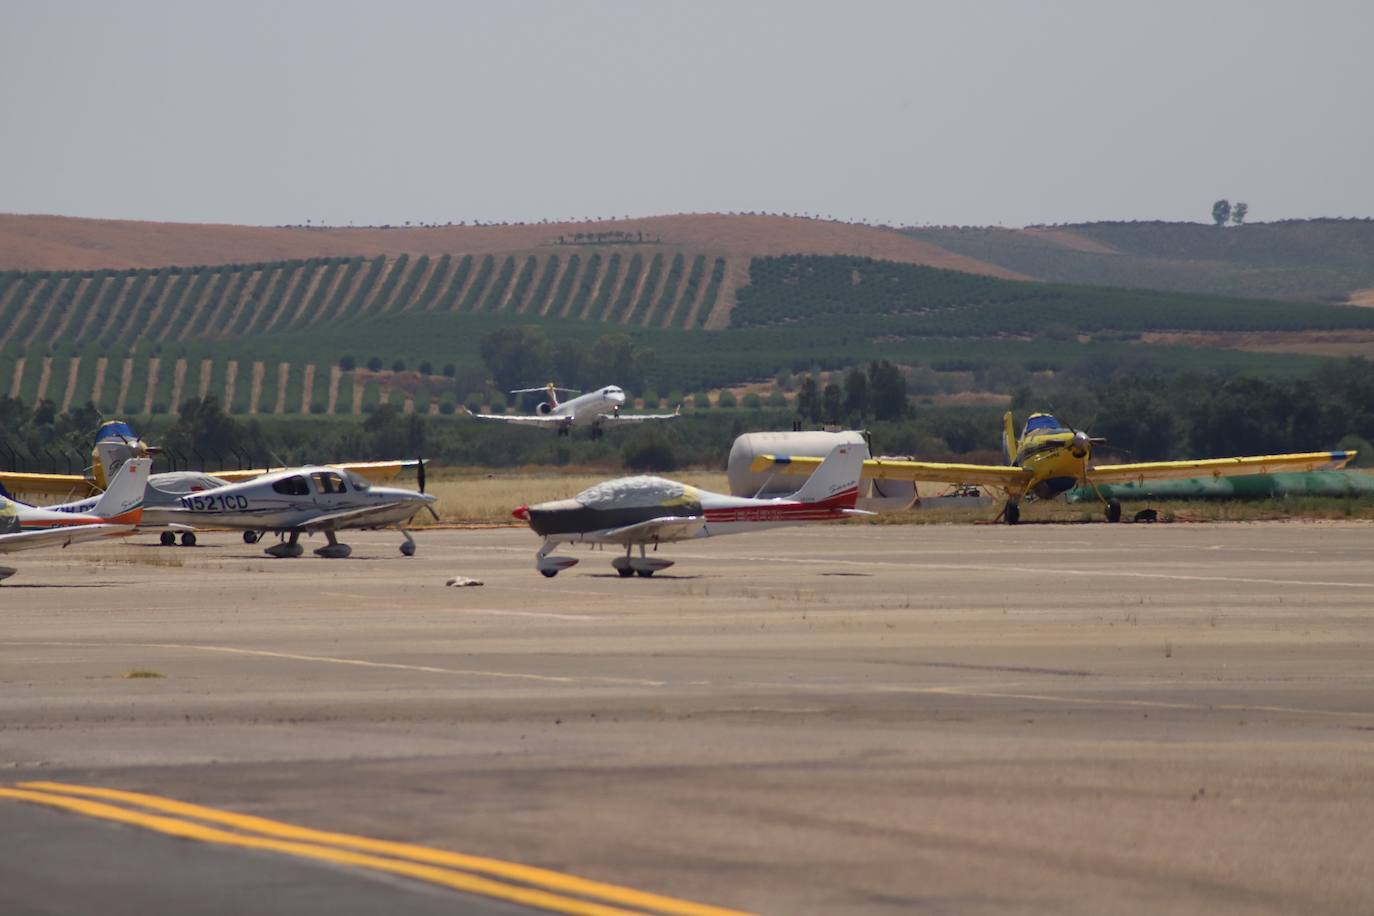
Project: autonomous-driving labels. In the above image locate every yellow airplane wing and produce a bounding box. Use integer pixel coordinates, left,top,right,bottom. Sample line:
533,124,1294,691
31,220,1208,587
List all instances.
212,459,418,485
0,471,96,501
750,455,1032,491
1087,450,1356,486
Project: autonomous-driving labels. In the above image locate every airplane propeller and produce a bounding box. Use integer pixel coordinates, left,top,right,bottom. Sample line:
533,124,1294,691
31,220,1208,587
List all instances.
416,456,426,494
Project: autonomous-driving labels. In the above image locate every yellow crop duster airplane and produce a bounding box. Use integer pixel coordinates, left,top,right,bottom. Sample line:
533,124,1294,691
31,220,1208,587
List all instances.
752,412,1357,524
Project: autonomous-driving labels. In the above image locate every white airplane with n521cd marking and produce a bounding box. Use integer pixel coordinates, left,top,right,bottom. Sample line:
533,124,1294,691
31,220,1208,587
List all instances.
45,464,436,559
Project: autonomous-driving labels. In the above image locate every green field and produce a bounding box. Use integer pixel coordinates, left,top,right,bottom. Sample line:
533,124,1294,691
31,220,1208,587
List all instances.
6,249,1374,416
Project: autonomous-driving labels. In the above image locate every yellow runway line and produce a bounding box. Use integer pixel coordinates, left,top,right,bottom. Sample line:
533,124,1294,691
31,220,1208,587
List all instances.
4,784,753,916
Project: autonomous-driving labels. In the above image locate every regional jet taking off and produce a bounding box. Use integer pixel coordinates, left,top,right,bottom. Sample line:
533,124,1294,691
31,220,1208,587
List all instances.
513,445,869,577
0,457,149,581
466,383,679,437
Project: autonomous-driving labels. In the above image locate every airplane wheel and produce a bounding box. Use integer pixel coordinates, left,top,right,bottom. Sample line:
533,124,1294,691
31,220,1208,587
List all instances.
159,531,176,547
1106,499,1122,523
617,566,634,578
400,541,416,556
1004,502,1020,525
540,568,558,578
243,531,259,544
180,532,197,547
635,569,654,578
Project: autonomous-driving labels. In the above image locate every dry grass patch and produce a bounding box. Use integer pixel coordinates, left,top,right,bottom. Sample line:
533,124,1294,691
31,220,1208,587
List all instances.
121,669,164,679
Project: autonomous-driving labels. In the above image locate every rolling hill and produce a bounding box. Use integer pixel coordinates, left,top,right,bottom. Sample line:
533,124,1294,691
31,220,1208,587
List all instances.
901,219,1374,304
5,213,1374,421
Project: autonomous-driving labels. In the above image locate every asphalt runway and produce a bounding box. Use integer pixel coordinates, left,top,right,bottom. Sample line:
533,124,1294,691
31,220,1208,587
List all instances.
3,522,1373,915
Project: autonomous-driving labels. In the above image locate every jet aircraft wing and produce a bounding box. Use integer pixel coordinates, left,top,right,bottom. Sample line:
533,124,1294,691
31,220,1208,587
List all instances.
1086,450,1356,486
586,515,706,545
750,455,1033,490
0,524,135,554
462,409,570,428
596,408,681,425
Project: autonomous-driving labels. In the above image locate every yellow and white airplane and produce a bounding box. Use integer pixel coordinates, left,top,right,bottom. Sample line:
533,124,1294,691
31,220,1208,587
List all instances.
751,411,1357,524
0,420,419,504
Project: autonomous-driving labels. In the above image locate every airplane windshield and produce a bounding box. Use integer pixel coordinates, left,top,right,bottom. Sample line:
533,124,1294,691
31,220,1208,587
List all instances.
343,470,370,491
575,476,694,509
1024,415,1067,435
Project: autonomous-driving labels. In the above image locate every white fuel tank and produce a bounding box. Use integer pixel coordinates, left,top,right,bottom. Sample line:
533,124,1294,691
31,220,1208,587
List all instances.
726,430,917,512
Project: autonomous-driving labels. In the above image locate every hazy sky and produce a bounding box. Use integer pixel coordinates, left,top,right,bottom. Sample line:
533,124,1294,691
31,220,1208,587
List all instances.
2,1,1370,227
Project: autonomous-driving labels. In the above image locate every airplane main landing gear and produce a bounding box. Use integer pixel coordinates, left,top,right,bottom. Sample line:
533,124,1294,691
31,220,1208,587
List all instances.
159,531,176,546
180,532,197,547
313,530,352,559
243,531,260,544
265,531,305,558
613,544,674,577
1105,498,1122,523
1003,501,1021,525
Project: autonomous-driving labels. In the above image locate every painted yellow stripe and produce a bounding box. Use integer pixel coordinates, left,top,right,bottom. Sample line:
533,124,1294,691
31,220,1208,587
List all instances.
12,782,752,916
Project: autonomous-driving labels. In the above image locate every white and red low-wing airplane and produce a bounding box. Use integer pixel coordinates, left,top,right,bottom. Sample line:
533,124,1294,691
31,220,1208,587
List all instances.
513,445,869,577
0,457,149,581
466,383,679,438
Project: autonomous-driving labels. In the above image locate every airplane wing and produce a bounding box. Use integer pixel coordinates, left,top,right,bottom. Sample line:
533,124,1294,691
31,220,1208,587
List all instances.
297,501,434,531
462,408,570,428
596,409,681,426
0,471,96,501
584,515,706,545
1086,450,1357,486
0,524,135,554
211,459,421,485
749,455,1033,492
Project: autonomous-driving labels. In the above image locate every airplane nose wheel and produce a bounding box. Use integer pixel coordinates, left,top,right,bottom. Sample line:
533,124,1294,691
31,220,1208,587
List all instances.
400,530,417,556
243,531,259,544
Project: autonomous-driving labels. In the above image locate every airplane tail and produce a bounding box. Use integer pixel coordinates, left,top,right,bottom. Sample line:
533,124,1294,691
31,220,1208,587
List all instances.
790,445,862,508
92,457,151,523
1002,411,1018,465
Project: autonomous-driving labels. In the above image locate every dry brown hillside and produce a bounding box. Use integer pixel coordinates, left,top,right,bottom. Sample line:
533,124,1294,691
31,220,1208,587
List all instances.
0,212,1023,278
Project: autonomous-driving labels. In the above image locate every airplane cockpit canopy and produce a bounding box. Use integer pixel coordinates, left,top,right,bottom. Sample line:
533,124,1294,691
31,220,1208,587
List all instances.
95,420,138,443
574,476,697,509
1023,414,1068,435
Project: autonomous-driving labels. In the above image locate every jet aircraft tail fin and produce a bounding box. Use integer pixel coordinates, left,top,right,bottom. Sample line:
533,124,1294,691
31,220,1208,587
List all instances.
1002,411,1018,465
790,446,862,508
92,457,151,523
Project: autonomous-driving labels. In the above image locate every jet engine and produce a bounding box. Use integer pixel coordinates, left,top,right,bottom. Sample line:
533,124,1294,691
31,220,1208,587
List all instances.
726,430,917,512
536,401,554,415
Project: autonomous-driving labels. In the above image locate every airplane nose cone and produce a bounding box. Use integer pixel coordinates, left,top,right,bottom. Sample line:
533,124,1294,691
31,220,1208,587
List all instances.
512,505,530,521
